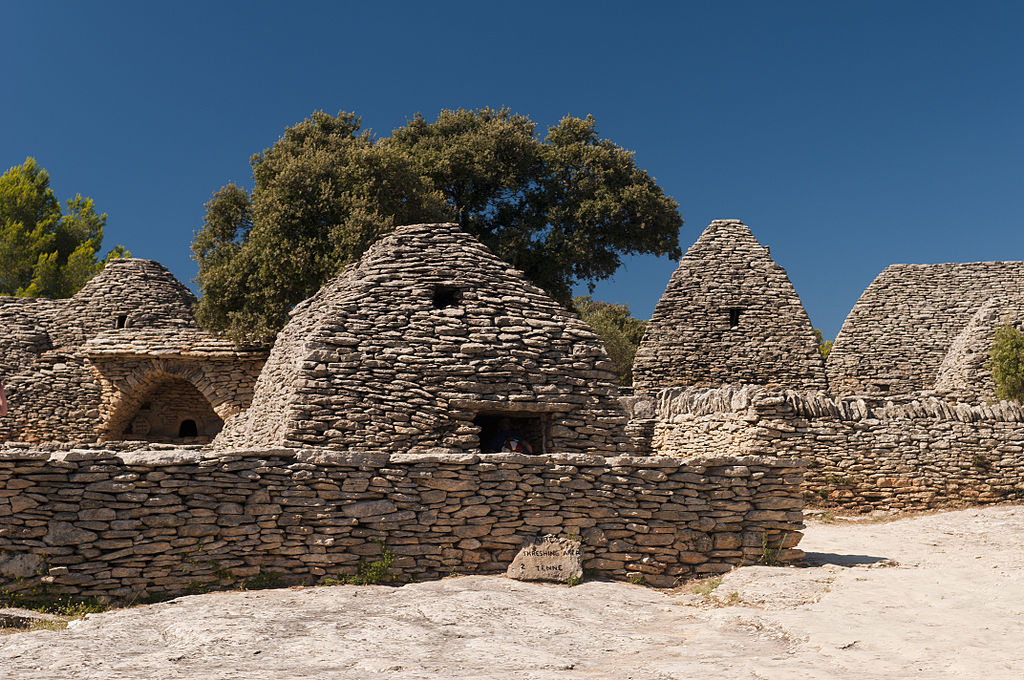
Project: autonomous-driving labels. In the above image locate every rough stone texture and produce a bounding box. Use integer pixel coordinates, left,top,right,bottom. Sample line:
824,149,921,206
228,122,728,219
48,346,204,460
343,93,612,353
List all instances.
505,534,583,583
933,299,1024,401
647,385,1024,512
633,220,827,395
216,223,632,454
826,261,1024,397
0,447,805,599
0,259,266,444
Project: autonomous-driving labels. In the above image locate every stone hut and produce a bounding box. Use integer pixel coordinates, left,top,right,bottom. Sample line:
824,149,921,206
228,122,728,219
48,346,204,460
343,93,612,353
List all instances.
0,258,266,444
827,262,1024,397
215,222,632,454
632,219,827,394
933,298,1024,401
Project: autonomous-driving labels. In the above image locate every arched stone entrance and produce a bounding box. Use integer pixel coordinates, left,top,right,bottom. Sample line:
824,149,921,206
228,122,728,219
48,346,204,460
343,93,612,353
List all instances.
102,372,224,442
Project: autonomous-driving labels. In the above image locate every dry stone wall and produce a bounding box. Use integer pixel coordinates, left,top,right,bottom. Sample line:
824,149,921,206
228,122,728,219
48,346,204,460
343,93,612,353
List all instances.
217,223,632,454
0,447,805,600
827,262,1024,396
633,220,827,394
649,385,1024,512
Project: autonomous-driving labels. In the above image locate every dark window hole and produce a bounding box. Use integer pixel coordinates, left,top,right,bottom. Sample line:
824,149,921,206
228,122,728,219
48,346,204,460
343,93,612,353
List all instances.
474,412,546,454
115,314,128,329
432,285,460,309
728,308,742,329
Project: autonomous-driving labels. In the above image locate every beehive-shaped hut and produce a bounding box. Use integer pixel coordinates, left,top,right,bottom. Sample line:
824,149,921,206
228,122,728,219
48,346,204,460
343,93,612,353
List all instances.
49,258,198,347
827,262,1024,396
215,223,632,454
933,298,1024,401
632,219,827,394
0,258,265,444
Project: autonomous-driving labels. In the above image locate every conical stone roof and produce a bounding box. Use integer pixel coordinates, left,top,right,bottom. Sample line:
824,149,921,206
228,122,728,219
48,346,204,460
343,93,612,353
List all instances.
50,258,197,347
215,223,632,453
632,219,826,393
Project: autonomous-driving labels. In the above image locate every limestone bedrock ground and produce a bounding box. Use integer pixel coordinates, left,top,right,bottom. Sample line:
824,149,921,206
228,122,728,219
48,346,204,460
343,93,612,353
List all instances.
2,505,1023,679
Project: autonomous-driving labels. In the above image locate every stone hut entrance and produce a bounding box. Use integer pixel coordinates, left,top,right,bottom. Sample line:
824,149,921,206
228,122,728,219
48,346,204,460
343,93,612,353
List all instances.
108,374,224,443
474,412,548,453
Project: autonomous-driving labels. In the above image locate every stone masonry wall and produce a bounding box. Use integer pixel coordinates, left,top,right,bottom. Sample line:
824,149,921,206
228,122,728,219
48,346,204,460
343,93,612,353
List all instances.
0,448,805,600
650,385,1024,512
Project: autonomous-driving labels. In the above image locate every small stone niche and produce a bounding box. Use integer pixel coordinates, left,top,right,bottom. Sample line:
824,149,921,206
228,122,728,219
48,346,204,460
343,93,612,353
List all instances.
474,412,547,453
432,285,460,309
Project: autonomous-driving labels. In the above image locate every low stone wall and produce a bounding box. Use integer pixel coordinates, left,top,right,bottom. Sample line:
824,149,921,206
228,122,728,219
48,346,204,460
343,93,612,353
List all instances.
651,385,1024,512
0,448,804,601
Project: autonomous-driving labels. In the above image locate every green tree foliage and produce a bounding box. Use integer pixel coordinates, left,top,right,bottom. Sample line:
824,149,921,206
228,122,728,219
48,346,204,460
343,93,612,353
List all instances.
989,324,1024,402
193,108,683,344
813,329,833,361
0,158,127,298
573,295,647,385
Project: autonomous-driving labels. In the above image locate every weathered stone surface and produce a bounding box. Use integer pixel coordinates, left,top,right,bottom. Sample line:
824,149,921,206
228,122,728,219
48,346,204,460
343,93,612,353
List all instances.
506,535,583,583
0,551,42,578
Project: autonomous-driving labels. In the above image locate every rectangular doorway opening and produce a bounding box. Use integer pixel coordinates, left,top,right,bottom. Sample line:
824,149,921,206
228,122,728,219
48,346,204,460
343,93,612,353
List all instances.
474,412,548,454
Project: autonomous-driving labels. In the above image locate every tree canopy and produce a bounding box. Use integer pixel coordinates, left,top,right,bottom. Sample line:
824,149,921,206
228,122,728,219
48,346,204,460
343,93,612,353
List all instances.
572,295,647,385
0,157,127,298
193,108,683,344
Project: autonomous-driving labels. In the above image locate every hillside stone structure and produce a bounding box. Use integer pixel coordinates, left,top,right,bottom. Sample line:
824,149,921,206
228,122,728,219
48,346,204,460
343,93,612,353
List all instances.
633,219,827,394
0,258,265,444
216,223,633,454
827,262,1024,396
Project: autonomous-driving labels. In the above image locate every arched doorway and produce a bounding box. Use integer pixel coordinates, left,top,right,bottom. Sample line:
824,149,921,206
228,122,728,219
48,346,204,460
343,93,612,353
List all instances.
107,373,224,443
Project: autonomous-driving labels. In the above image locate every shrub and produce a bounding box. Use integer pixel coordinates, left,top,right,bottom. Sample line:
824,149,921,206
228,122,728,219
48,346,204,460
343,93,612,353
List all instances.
989,324,1024,402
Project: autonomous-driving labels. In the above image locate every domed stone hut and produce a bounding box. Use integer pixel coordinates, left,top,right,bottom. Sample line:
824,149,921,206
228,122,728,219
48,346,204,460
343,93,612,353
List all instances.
0,258,265,444
215,223,632,454
632,219,827,394
827,262,1024,397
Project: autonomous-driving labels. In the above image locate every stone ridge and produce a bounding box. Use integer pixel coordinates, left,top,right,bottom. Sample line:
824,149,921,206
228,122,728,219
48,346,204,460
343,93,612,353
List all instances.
933,299,1024,401
632,220,827,393
215,222,633,453
826,261,1024,396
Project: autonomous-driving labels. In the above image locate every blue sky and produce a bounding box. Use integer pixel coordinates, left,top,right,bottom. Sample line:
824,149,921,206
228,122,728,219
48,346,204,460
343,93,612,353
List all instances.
3,1,1021,338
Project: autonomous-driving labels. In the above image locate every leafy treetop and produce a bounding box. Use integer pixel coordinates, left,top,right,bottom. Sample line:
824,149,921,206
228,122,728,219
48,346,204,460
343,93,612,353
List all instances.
192,108,683,344
0,157,127,298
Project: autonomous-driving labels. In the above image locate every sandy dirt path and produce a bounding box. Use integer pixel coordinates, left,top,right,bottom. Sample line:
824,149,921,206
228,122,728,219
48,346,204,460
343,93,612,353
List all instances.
2,505,1023,679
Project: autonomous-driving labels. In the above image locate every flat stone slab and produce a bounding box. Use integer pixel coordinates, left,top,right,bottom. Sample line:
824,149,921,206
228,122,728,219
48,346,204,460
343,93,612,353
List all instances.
505,535,583,583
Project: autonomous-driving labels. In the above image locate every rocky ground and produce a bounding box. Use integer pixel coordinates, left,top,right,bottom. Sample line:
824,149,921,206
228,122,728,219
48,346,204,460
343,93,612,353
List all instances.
2,505,1023,679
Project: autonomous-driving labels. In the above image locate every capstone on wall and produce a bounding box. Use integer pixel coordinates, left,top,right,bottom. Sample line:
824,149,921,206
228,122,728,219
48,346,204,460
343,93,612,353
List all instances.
827,262,1024,397
632,220,827,394
216,223,632,454
648,385,1024,512
0,447,805,599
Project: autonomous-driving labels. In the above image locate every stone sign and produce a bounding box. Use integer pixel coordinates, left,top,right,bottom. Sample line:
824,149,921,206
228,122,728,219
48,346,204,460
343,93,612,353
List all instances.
506,534,583,583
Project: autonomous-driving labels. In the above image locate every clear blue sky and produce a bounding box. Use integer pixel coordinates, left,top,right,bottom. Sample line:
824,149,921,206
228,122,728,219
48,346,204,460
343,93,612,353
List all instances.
3,1,1022,338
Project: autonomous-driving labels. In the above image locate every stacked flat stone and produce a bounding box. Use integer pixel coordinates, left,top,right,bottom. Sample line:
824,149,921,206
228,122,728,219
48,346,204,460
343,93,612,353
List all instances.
215,223,632,453
0,447,806,598
648,384,1024,512
632,220,827,394
933,299,1024,401
827,262,1024,397
0,259,266,444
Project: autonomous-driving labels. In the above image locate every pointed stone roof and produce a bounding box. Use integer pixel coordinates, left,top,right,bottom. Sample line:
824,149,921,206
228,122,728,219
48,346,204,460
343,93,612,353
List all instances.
632,219,826,393
827,262,1024,396
215,223,632,453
